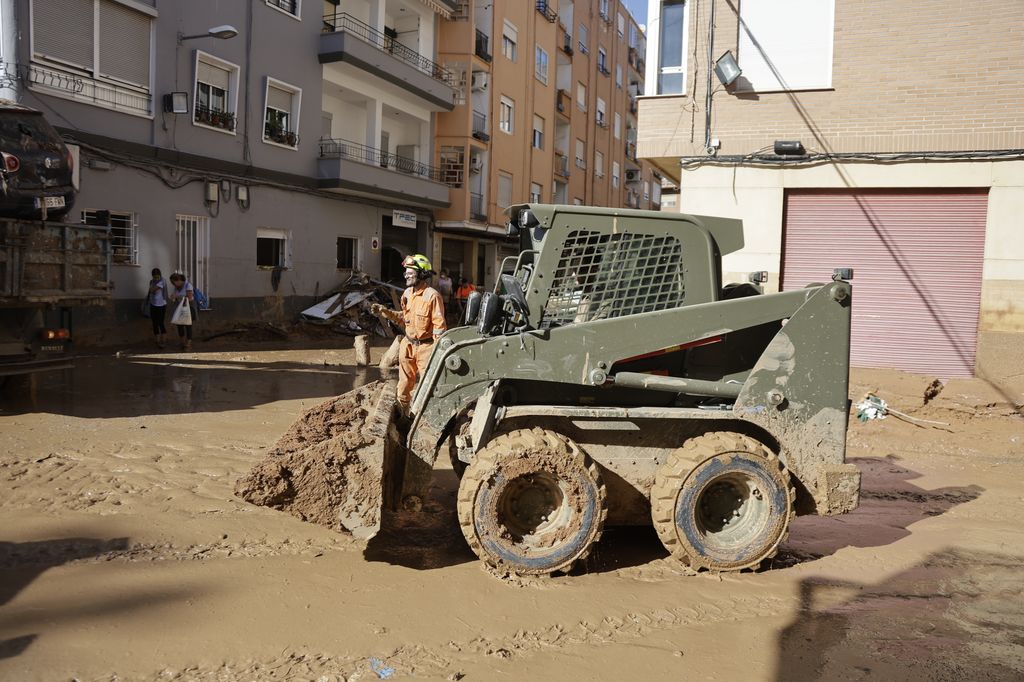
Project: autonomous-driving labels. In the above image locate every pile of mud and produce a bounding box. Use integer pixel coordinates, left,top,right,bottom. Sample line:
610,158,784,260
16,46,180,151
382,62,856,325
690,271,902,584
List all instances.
234,380,395,539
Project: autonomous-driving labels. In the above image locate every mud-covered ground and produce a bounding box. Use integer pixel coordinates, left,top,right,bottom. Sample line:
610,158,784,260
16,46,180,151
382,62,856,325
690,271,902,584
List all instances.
1,333,1022,681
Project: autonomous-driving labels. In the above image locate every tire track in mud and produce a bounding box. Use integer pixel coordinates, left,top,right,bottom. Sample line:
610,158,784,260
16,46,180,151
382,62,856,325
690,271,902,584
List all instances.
111,594,793,682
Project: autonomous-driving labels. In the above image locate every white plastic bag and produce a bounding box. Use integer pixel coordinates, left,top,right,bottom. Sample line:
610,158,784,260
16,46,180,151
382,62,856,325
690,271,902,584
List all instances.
170,297,192,326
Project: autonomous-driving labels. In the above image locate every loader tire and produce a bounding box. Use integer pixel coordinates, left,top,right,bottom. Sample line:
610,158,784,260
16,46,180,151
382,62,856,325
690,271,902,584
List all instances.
457,428,607,575
651,432,794,572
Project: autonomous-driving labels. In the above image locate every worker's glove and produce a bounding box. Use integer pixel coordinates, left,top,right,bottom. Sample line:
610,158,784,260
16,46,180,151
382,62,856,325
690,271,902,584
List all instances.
370,303,383,316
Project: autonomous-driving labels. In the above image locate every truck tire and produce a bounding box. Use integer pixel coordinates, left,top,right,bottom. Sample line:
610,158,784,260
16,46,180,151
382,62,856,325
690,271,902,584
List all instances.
457,427,607,575
651,432,794,572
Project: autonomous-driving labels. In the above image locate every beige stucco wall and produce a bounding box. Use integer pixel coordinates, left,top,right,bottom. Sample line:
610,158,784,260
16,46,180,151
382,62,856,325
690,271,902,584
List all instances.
672,160,1024,331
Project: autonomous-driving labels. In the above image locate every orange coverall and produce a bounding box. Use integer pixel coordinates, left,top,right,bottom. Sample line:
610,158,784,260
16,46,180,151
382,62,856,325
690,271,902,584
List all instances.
396,284,447,410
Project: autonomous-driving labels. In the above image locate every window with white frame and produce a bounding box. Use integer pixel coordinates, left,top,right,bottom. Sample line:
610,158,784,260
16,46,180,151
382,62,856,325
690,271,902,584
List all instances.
337,236,358,270
614,112,621,139
498,171,513,208
597,47,608,74
612,161,620,188
530,182,542,203
195,52,240,133
617,13,625,38
266,0,300,18
83,209,137,265
594,150,604,177
502,20,518,61
532,115,544,149
656,0,689,95
535,46,549,84
629,23,638,48
576,82,587,111
616,64,623,88
263,78,301,147
643,181,651,201
578,24,589,54
257,228,291,268
29,0,154,116
499,96,514,134
599,0,609,19
738,0,835,91
575,138,586,168
596,98,606,126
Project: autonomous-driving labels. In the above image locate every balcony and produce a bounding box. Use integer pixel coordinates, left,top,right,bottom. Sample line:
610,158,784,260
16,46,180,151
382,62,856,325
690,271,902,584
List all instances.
470,192,487,221
561,31,573,56
536,1,557,23
472,110,490,142
626,141,637,161
195,105,236,132
318,138,450,208
629,96,638,114
556,89,571,117
321,13,456,111
475,29,492,62
554,153,570,178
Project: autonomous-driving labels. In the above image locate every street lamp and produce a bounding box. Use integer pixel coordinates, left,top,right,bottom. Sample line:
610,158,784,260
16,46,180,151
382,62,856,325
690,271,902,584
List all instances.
177,25,239,44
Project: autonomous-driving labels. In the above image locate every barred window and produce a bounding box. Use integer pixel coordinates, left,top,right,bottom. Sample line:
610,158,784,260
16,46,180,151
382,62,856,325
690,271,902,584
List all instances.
83,209,137,265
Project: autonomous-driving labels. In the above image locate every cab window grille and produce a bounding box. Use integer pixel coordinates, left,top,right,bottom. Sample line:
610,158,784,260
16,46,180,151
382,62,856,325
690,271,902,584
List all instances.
542,230,685,325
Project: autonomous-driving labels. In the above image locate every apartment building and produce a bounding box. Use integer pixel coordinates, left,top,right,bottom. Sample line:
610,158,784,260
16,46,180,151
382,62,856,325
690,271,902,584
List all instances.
1,0,454,340
639,0,1024,377
433,0,661,289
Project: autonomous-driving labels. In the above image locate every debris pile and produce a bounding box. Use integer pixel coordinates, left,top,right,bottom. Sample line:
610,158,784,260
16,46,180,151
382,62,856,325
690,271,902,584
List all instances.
300,272,403,338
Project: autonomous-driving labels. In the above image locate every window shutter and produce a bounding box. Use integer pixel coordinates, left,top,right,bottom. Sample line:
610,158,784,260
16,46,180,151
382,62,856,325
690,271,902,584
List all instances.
99,0,151,87
197,61,230,90
267,85,292,112
33,0,95,69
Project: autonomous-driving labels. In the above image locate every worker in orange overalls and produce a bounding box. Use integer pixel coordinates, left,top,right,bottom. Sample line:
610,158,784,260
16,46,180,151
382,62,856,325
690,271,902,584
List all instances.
372,254,447,412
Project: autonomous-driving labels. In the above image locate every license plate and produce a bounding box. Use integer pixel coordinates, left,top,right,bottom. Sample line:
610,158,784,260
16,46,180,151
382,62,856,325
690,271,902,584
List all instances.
35,196,66,209
40,345,65,352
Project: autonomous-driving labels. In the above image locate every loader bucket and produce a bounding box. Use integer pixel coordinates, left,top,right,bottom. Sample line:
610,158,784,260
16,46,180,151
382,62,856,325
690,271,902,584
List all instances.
234,379,403,540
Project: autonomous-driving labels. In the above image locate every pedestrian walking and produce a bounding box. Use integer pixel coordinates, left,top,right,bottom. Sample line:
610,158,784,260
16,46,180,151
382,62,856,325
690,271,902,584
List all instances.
147,268,168,348
167,271,196,350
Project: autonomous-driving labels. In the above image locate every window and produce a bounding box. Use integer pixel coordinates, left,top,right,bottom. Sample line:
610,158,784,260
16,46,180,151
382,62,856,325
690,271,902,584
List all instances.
502,20,518,61
643,181,651,201
596,98,606,127
176,214,211,296
337,236,357,270
499,96,514,134
576,82,587,111
594,151,604,178
553,180,568,204
530,182,542,203
599,0,609,19
29,0,154,116
629,24,638,49
532,115,544,149
263,78,301,148
597,47,608,74
440,146,465,187
257,228,290,268
194,52,240,133
498,171,513,208
266,0,300,18
614,112,621,139
617,13,625,38
578,24,588,54
535,46,549,85
612,161,620,188
575,139,586,168
83,209,136,265
739,0,835,91
656,0,689,95
616,64,623,88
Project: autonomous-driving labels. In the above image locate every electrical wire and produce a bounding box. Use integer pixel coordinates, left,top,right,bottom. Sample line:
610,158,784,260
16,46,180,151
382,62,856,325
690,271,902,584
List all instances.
681,148,1024,170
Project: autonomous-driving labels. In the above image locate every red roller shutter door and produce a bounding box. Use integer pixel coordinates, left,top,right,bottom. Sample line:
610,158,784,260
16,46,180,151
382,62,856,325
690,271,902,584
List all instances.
781,189,987,378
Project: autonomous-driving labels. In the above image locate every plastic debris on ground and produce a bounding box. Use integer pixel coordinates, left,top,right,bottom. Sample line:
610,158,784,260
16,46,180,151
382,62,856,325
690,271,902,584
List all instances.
855,392,951,430
369,657,396,680
299,271,403,338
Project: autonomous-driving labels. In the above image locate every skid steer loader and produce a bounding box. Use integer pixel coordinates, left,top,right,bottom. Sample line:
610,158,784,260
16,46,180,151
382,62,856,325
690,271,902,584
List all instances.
244,204,860,576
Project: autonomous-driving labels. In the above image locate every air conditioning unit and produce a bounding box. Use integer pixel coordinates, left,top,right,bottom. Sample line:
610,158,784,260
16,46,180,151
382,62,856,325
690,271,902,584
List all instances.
469,155,483,173
471,71,489,91
625,169,641,183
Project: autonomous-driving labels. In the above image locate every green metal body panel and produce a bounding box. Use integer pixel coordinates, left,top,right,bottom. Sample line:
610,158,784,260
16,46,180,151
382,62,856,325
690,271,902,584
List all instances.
395,204,859,522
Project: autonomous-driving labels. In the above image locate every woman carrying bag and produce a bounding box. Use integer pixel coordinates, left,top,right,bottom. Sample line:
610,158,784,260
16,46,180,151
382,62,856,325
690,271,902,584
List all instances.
168,271,196,350
147,268,169,348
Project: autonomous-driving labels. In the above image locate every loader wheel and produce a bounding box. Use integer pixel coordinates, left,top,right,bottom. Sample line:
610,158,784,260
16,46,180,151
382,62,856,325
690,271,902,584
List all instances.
651,432,794,572
457,428,607,575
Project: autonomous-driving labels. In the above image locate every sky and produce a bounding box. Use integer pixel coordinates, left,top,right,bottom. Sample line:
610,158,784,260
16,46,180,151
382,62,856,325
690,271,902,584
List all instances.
621,0,648,30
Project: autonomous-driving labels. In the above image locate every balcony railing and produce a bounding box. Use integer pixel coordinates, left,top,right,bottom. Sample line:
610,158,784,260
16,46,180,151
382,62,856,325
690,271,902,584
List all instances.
20,61,152,116
267,0,298,15
265,124,299,147
470,192,487,221
536,0,557,23
472,110,490,141
319,138,445,183
561,31,573,56
323,12,454,87
629,96,638,114
556,89,571,115
554,153,570,177
626,141,637,160
475,29,492,62
195,105,236,131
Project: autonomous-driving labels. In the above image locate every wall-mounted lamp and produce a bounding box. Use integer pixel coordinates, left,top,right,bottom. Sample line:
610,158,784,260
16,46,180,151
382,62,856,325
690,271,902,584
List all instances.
714,50,742,87
163,92,189,114
178,25,239,44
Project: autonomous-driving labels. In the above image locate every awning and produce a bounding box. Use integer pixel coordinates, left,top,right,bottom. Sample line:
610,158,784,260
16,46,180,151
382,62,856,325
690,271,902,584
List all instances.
418,0,452,19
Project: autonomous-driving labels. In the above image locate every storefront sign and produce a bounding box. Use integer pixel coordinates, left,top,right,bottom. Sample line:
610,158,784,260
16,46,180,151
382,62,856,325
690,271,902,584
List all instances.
393,210,417,229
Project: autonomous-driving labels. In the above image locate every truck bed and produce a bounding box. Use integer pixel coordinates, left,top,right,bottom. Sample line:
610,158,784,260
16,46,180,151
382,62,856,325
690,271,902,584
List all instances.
0,219,112,305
